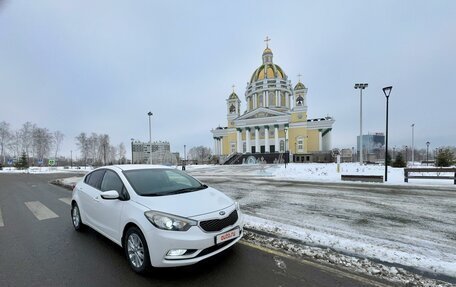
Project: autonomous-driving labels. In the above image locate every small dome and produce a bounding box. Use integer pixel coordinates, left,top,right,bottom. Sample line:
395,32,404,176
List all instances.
228,92,239,100
263,47,272,55
294,82,306,90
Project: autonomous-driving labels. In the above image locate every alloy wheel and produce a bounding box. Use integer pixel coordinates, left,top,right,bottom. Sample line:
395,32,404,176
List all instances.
127,233,145,268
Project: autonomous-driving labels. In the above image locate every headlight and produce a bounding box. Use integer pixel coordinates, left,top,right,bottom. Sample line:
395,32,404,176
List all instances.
144,211,197,231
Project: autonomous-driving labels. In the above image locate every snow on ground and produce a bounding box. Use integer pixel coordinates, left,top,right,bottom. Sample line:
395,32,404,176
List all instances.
268,162,456,186
0,166,92,174
8,163,455,284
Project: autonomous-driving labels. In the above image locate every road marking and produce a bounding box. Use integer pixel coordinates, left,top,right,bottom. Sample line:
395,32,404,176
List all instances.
240,240,391,287
24,201,59,221
0,208,4,227
59,198,72,205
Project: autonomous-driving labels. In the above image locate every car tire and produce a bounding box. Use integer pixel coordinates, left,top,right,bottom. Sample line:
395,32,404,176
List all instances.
71,203,85,231
124,226,151,274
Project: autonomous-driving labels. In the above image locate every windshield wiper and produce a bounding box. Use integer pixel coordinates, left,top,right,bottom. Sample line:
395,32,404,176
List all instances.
165,184,208,195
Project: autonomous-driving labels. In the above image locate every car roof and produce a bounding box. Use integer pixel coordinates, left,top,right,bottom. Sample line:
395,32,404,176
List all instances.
107,164,173,172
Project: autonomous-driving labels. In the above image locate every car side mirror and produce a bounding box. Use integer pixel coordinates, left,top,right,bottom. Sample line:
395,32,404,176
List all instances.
101,190,120,200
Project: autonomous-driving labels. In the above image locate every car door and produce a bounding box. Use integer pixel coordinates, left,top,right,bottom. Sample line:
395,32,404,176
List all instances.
78,170,106,227
97,170,127,241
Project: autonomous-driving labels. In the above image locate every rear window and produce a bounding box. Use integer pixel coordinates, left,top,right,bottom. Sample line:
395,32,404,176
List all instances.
123,168,206,196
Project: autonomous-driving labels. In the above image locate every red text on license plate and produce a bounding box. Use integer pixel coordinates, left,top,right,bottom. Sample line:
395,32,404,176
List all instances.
216,228,240,244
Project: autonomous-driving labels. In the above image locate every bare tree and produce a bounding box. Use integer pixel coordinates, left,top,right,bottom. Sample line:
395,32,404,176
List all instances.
75,132,90,165
118,143,126,164
53,131,64,159
20,122,35,161
32,127,53,162
188,146,212,163
99,134,110,165
0,121,12,164
109,145,117,164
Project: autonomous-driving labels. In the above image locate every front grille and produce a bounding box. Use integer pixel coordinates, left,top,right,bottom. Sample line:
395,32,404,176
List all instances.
200,210,238,232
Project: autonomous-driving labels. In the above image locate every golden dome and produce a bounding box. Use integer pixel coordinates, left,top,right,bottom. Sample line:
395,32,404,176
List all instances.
294,82,306,90
250,63,286,83
263,47,272,55
228,92,239,100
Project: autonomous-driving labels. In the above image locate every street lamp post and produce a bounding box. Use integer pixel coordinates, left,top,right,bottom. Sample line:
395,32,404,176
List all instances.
284,128,288,168
183,144,186,171
405,145,408,165
426,141,430,166
70,150,73,168
382,86,392,182
354,83,368,165
411,124,415,165
147,111,153,165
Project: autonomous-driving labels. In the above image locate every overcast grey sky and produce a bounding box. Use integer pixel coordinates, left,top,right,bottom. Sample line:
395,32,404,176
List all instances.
1,0,455,159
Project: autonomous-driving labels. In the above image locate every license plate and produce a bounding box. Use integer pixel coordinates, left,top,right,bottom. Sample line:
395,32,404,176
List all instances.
215,227,240,244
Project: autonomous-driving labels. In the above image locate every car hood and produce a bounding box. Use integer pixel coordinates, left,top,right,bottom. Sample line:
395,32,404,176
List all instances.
132,186,234,217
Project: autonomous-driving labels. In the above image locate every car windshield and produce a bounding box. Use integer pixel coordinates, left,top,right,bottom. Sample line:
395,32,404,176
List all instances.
123,168,207,196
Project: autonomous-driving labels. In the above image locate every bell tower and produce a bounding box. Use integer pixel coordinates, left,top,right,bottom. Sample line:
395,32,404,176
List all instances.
227,85,240,127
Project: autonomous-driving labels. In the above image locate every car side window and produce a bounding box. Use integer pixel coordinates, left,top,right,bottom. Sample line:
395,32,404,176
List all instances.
101,170,124,193
86,170,106,190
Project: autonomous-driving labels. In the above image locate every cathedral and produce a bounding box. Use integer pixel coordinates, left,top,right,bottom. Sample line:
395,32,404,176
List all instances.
211,40,335,164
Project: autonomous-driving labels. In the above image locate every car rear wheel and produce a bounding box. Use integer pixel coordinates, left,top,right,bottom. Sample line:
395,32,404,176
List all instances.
71,203,85,231
124,226,151,274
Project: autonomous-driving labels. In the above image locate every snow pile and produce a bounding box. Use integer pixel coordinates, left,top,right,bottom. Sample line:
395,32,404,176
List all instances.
268,163,456,186
243,229,453,287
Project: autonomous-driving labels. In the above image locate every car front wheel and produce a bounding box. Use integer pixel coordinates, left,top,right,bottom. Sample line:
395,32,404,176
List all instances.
124,226,151,274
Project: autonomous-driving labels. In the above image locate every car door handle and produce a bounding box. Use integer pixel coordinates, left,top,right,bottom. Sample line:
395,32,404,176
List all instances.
93,196,100,202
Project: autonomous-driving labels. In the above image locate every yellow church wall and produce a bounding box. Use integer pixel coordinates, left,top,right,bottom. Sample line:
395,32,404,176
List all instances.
290,112,307,123
288,127,307,153
307,129,320,152
222,132,237,155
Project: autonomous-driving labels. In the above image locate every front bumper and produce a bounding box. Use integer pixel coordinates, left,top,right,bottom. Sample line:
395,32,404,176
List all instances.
143,207,244,267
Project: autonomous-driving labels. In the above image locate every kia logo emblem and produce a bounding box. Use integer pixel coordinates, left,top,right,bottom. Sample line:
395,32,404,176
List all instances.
219,211,226,216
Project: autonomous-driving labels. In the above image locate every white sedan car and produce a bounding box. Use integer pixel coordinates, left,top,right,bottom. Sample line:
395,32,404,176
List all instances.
71,165,243,273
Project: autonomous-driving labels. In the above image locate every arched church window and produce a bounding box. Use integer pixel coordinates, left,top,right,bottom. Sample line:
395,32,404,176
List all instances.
259,94,263,107
248,97,253,110
280,140,285,152
229,104,236,113
243,142,246,153
269,91,275,106
296,96,304,106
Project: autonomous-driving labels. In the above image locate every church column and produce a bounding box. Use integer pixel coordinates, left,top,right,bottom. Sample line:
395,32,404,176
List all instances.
245,128,251,153
213,137,218,155
236,129,242,153
253,94,257,109
285,92,289,108
265,91,269,108
322,129,332,151
255,127,260,153
274,125,279,152
275,91,279,107
318,130,323,151
264,126,270,152
220,137,223,155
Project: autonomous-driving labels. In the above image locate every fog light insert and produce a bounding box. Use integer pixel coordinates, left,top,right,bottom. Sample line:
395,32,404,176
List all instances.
167,249,187,256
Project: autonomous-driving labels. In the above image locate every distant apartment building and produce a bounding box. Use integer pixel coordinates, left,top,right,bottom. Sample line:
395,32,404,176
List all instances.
131,141,172,164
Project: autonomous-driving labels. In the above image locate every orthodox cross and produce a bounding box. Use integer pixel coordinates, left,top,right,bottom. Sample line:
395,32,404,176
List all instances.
264,36,271,48
232,84,236,93
297,73,302,82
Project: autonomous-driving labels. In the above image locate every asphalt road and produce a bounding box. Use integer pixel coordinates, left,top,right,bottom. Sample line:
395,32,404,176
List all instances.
0,173,390,287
